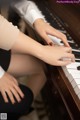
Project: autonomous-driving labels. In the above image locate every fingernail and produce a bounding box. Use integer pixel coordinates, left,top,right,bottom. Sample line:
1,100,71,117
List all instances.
18,99,21,102
49,42,53,46
12,101,15,104
22,94,24,98
5,100,8,103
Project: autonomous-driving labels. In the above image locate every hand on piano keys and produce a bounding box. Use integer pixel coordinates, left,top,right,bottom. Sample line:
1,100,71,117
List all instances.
41,45,75,66
33,19,70,47
48,34,80,99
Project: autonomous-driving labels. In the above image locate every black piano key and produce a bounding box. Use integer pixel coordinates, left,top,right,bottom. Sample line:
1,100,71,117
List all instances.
72,51,80,55
72,51,80,62
77,66,80,70
69,43,79,49
74,54,80,59
74,53,80,58
75,59,80,62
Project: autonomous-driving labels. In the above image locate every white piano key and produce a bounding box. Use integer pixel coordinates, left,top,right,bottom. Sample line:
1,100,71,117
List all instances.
64,69,80,79
66,62,80,69
71,79,80,88
67,69,80,75
48,35,74,45
75,58,80,61
74,85,80,95
62,66,69,77
62,67,73,82
71,80,76,88
48,35,62,45
71,73,80,79
78,94,80,99
72,49,80,53
68,40,74,43
58,30,67,34
75,79,80,85
68,74,74,82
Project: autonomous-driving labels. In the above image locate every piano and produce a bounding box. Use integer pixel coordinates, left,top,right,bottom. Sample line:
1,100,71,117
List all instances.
11,0,80,119
32,0,80,119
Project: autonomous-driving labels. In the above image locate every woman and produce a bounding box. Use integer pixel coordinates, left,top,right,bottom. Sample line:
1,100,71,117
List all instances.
0,1,75,119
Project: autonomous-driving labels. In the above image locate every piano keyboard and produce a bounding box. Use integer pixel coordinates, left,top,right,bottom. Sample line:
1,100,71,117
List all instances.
39,2,80,100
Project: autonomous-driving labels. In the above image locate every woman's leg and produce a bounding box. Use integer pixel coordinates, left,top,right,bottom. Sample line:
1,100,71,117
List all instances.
7,53,47,98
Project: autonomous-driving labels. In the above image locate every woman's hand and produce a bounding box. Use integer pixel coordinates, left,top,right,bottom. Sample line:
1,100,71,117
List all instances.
33,19,69,47
13,32,74,66
0,72,24,104
39,45,75,66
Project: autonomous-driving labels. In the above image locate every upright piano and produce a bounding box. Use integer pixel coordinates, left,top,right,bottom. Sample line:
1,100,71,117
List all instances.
32,0,80,120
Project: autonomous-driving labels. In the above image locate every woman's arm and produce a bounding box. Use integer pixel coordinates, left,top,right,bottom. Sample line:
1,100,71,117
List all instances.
12,0,69,47
12,31,75,66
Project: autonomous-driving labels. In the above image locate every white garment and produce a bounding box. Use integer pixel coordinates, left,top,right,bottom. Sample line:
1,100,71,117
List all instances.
12,0,46,26
0,66,5,78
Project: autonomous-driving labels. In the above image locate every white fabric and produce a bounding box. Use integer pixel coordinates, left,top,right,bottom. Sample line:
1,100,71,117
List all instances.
12,0,46,26
0,66,5,78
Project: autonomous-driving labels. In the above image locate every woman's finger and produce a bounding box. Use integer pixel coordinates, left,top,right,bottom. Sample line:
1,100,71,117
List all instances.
48,28,70,47
6,89,15,104
10,87,21,102
64,53,75,60
42,33,54,45
63,47,72,53
12,83,24,98
1,90,8,103
57,60,72,66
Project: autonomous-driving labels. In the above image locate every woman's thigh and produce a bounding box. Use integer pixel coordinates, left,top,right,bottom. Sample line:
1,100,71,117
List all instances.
7,53,46,77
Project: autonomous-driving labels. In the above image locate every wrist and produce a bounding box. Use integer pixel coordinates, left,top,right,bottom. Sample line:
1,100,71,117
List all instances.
36,45,44,59
33,18,45,28
0,66,5,78
29,41,44,59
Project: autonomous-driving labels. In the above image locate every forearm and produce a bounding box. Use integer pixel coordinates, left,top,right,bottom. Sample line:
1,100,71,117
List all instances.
12,31,43,59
